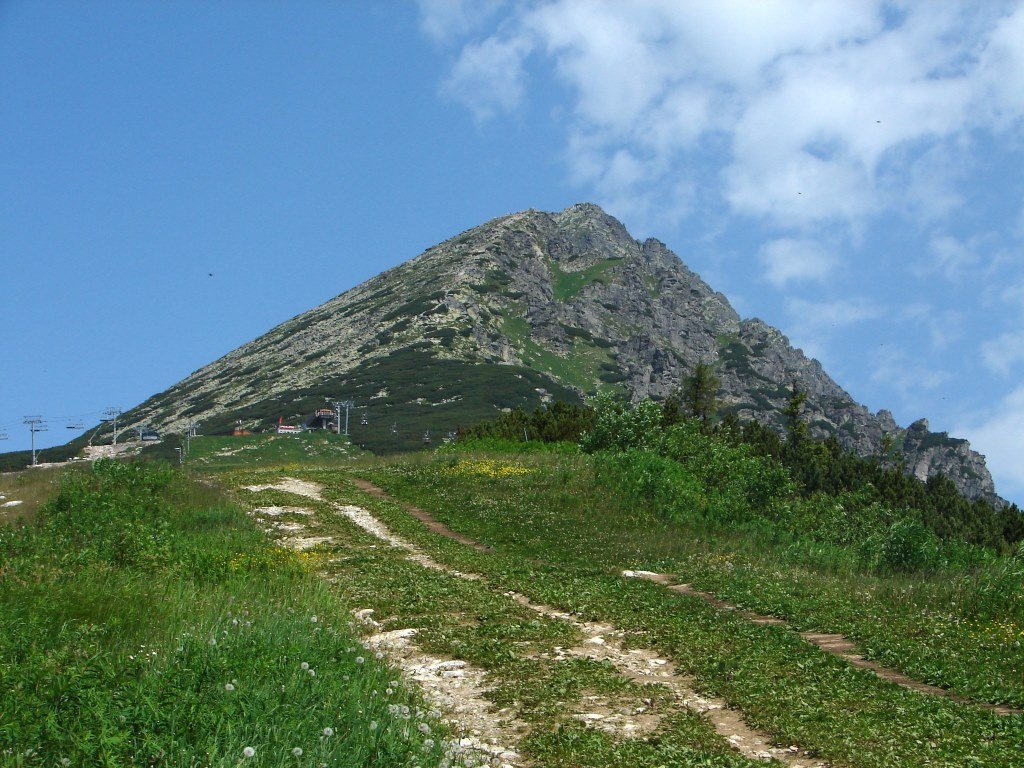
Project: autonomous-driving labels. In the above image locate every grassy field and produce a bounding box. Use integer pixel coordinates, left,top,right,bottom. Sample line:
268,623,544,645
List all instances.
5,430,1023,766
183,431,364,470
0,467,63,526
205,450,1023,767
0,461,451,767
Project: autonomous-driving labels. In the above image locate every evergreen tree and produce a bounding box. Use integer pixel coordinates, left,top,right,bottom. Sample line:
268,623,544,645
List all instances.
784,381,808,446
661,391,684,427
683,362,719,431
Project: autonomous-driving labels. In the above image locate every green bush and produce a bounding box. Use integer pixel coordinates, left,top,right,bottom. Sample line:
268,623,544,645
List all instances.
593,450,707,522
579,392,664,453
875,519,943,573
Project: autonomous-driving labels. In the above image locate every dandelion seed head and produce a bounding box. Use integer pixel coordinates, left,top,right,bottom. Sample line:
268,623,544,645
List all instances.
375,651,384,659
369,721,378,731
418,722,430,734
308,668,316,677
224,683,235,691
310,615,318,623
322,727,334,737
300,661,309,670
291,747,303,757
242,746,255,758
355,656,365,664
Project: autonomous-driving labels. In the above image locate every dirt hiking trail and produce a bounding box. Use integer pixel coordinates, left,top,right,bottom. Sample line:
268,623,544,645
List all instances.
244,477,830,768
352,476,1020,719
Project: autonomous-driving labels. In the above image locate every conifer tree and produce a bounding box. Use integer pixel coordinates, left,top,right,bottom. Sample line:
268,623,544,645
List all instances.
784,381,808,446
683,361,719,431
661,391,683,427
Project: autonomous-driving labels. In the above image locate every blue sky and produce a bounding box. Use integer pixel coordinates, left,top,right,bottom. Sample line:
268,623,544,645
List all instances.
2,1,1022,505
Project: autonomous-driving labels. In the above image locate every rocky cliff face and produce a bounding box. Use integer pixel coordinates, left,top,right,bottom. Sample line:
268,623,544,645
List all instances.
121,203,1002,503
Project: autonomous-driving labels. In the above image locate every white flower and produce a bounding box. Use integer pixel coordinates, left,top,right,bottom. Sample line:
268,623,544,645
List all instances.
224,683,235,691
418,722,430,734
300,662,310,670
385,688,394,696
322,727,334,737
308,669,316,677
291,747,303,757
374,651,384,659
355,656,365,664
243,747,255,758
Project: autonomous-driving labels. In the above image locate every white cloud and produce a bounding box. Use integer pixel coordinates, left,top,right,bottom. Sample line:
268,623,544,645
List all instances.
869,348,950,402
416,0,507,45
430,0,1024,230
441,34,531,120
981,329,1024,375
927,234,981,280
901,304,966,351
783,296,884,363
760,237,839,286
787,297,884,327
956,385,1024,504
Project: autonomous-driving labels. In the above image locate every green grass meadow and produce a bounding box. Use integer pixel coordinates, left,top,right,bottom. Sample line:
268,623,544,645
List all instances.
4,404,1024,767
0,461,448,767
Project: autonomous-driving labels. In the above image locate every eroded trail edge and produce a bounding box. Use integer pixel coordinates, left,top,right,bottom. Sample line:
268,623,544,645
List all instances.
265,476,830,767
621,570,1021,717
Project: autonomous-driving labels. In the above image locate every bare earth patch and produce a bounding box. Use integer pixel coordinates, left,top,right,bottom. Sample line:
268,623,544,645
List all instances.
365,627,525,768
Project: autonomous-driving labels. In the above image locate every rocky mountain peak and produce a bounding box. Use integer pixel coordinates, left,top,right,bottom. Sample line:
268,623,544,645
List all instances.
115,202,1004,505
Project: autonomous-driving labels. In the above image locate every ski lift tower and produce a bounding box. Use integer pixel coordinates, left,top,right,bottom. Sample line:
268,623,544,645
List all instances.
23,416,47,466
103,407,122,445
329,400,354,435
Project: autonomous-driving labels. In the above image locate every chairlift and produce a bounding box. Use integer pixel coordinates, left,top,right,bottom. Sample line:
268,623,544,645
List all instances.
360,412,368,426
67,423,84,430
422,430,431,444
390,422,397,435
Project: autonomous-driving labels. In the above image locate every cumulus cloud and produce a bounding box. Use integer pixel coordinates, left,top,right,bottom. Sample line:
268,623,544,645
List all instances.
416,0,507,45
957,385,1024,504
981,329,1024,375
430,1,1024,229
440,34,531,120
760,238,839,286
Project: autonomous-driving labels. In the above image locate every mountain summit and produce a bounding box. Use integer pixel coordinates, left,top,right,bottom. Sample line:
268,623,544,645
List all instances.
124,203,1001,502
